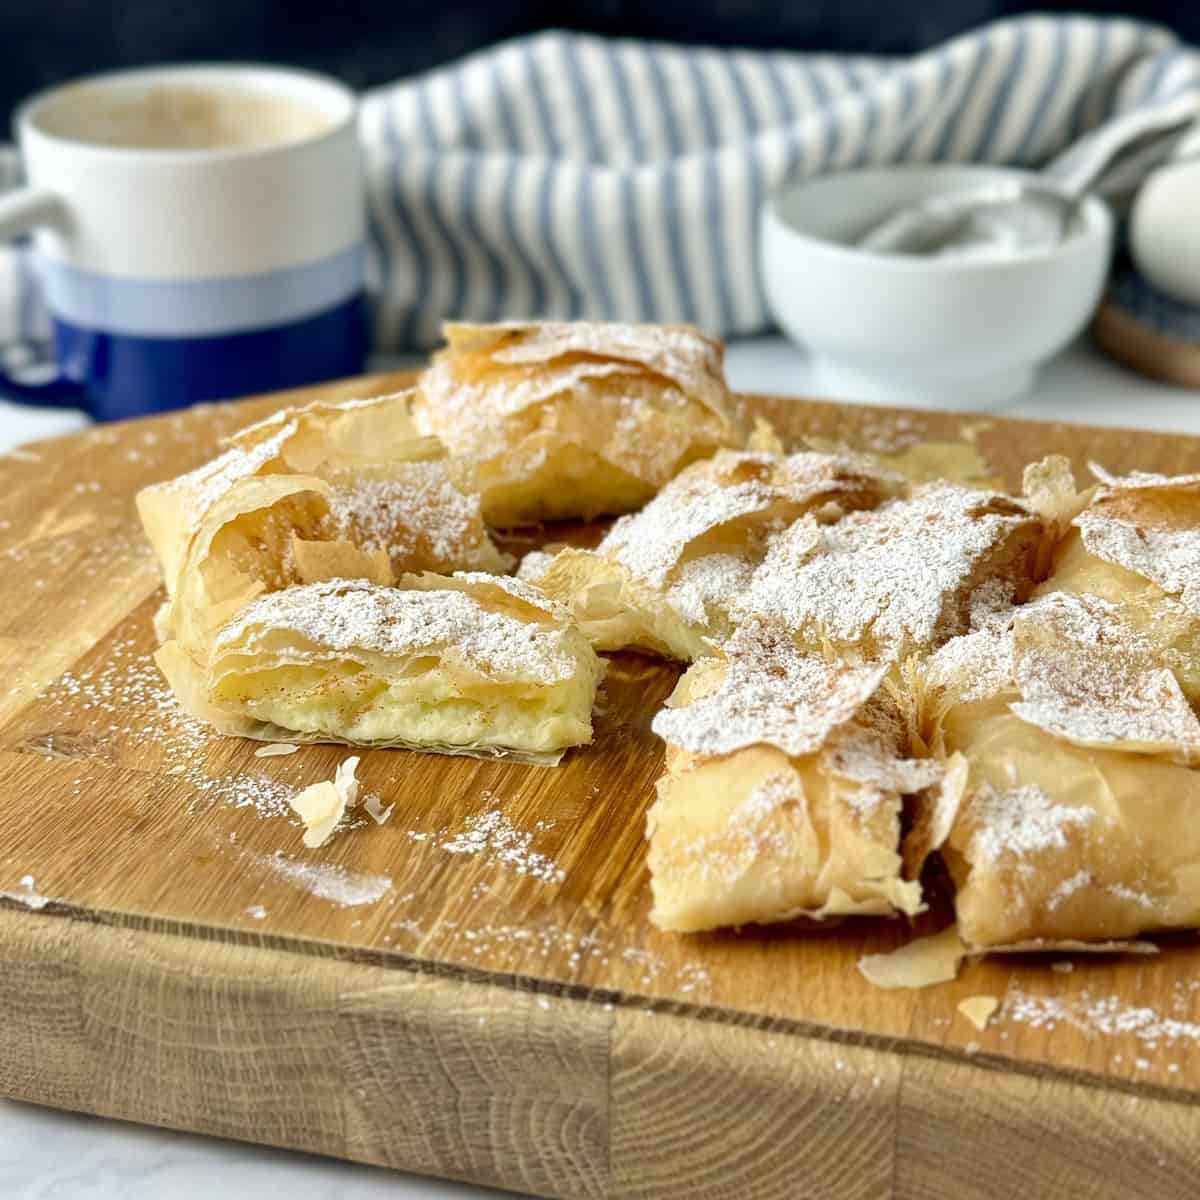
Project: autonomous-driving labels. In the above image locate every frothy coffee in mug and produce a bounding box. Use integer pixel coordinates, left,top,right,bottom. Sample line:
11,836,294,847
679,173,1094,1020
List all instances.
38,83,332,150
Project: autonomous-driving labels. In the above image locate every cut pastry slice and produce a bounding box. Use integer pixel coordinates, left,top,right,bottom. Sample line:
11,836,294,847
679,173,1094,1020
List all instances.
412,320,749,525
646,622,942,931
534,448,901,661
735,481,1045,662
1031,464,1200,703
919,590,1200,950
139,390,510,653
138,390,439,588
156,574,605,764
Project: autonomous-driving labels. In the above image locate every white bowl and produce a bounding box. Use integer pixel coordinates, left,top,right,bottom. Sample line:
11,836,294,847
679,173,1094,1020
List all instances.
760,165,1114,408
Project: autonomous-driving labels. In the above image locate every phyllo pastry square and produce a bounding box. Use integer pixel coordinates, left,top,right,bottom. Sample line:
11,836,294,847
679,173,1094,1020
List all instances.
735,481,1045,662
530,448,900,662
156,574,605,764
138,390,509,656
1031,463,1200,704
920,589,1200,951
646,622,943,932
412,320,749,526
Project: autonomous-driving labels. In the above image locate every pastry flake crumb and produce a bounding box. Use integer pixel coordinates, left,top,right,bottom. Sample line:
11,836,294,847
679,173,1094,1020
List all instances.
254,742,300,758
858,925,966,990
1051,960,1075,974
958,995,999,1031
364,792,394,825
290,755,361,848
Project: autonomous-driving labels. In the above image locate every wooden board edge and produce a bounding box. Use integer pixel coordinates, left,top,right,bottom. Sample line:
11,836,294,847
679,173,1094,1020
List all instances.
4,906,1200,1199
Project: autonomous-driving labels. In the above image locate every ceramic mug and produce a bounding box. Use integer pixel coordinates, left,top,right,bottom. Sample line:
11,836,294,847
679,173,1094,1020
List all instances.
0,64,368,421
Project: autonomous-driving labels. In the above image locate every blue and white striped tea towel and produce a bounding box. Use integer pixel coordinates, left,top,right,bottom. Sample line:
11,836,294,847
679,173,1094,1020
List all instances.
2,14,1199,354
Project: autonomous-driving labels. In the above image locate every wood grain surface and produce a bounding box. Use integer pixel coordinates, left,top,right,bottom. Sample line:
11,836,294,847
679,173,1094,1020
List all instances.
2,372,1200,1197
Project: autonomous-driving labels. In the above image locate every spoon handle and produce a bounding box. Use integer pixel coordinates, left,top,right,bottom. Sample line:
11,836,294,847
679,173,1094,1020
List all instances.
1048,94,1198,201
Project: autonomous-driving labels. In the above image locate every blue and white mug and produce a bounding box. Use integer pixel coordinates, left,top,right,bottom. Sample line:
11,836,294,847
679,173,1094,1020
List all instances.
0,64,368,421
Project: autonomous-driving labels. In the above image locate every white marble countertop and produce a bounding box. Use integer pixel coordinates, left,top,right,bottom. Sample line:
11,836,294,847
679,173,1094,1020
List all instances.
2,335,1198,1199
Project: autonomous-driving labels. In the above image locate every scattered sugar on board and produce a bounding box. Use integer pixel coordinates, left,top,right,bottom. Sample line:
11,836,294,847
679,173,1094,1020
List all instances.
411,798,565,883
28,636,298,821
1002,987,1200,1050
252,850,392,907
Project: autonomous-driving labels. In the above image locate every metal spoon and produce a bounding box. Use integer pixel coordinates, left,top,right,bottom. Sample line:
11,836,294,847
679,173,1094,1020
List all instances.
859,95,1199,256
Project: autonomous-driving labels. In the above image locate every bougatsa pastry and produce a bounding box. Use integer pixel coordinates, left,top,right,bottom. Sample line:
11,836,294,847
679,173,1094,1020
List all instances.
156,574,605,764
531,448,901,662
138,390,439,587
734,481,1046,662
139,390,509,654
1030,463,1200,703
920,589,1200,950
645,622,945,932
412,321,752,526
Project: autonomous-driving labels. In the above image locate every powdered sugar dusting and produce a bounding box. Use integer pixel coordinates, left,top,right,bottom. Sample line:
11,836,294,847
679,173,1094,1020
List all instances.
255,851,392,906
969,781,1095,863
1077,509,1200,615
665,553,755,628
652,622,887,759
328,461,489,569
25,635,298,821
737,770,797,824
1010,592,1200,759
1047,869,1092,910
152,423,294,528
602,475,778,588
1002,986,1200,1052
214,578,578,684
739,482,1037,659
436,806,565,883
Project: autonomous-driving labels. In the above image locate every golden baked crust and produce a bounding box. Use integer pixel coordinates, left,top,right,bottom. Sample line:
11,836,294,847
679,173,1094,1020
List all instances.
533,447,902,661
646,622,942,931
138,390,509,657
920,575,1200,950
412,320,747,525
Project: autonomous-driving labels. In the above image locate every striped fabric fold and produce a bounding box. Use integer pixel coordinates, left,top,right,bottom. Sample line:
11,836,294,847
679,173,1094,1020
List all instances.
2,15,1199,354
359,15,1199,348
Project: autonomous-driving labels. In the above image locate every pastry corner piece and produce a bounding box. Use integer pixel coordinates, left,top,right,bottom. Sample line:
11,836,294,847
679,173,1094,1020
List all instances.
535,447,904,662
645,622,942,932
137,388,510,657
736,481,1047,662
411,320,749,525
158,574,605,765
921,585,1200,952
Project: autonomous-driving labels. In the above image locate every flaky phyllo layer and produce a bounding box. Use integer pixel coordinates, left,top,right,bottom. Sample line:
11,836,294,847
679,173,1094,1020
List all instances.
136,389,511,659
412,321,756,526
157,575,605,763
530,447,905,661
646,622,945,931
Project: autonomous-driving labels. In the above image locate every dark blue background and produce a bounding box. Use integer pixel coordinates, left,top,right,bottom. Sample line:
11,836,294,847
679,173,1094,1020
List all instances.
3,1,1195,127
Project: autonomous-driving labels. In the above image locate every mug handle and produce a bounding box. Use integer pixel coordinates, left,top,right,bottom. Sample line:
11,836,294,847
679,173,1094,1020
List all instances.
0,187,87,409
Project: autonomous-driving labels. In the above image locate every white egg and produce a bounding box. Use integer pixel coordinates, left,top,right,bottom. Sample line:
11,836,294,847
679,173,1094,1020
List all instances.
1130,162,1200,306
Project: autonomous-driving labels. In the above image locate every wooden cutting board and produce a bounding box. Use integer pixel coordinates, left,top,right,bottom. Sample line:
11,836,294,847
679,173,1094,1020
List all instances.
3,374,1200,1200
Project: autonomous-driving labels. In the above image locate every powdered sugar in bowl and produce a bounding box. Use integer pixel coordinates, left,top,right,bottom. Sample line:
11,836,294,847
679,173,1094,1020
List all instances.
760,165,1113,409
